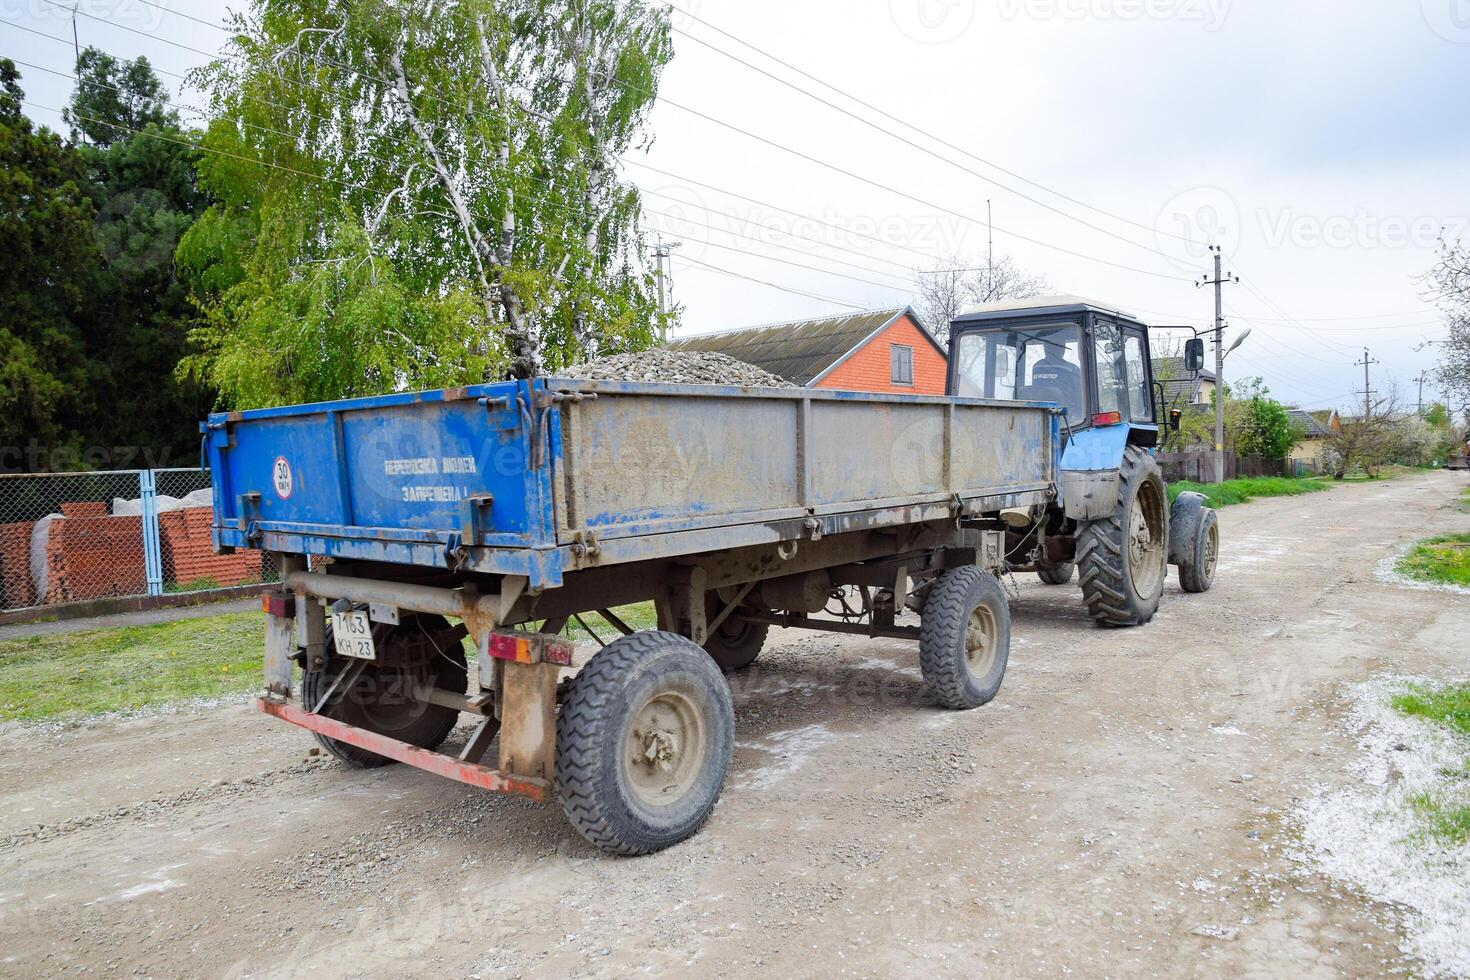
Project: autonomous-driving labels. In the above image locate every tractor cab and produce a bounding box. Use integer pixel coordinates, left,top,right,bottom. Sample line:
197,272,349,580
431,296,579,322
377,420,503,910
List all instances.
946,296,1185,446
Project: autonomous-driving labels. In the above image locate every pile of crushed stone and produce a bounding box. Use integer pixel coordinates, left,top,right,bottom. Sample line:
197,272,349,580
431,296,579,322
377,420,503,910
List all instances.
561,349,798,388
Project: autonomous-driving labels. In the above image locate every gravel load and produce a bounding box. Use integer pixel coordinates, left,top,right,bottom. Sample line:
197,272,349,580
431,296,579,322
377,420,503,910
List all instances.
561,349,798,388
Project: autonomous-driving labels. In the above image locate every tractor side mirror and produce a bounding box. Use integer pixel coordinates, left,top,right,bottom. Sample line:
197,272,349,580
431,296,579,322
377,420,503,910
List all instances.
1184,338,1206,374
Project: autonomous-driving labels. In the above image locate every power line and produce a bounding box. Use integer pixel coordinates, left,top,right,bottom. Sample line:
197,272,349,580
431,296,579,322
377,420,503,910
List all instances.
674,255,867,310
661,0,1203,249
665,22,1184,264
19,93,914,318
632,82,1198,282
638,197,921,282
58,0,1197,284
113,0,1207,268
625,158,950,266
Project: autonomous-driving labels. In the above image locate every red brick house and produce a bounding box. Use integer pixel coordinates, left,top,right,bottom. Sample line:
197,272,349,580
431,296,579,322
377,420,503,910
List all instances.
668,307,948,395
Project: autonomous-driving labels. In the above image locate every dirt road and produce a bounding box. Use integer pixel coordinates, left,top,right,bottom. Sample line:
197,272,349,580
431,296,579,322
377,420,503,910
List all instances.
2,471,1467,978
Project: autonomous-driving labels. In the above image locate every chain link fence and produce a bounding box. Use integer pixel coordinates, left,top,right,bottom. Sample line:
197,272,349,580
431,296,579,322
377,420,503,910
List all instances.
0,469,275,615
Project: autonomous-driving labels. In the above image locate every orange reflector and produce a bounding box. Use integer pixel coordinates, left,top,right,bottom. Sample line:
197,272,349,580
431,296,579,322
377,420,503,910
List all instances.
262,592,295,618
1091,411,1123,426
483,631,575,667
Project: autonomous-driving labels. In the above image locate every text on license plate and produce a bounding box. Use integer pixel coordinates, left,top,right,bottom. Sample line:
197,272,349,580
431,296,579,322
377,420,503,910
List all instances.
332,610,376,660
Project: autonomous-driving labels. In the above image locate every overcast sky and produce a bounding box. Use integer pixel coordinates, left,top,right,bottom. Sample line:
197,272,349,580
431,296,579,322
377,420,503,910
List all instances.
9,0,1467,410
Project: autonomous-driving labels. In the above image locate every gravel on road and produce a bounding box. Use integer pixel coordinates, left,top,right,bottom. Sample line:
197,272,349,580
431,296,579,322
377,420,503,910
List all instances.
2,471,1467,978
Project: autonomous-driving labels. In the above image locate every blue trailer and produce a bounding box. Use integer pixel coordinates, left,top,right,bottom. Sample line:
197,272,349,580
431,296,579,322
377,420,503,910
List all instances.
212,302,1217,854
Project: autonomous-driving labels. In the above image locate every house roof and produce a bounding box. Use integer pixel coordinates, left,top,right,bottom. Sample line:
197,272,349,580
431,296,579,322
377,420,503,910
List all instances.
1152,357,1217,406
667,307,940,386
1287,409,1333,438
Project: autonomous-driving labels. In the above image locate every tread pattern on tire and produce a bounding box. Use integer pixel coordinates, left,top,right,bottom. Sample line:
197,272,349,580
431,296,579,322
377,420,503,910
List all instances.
1076,446,1166,627
918,566,1009,710
556,631,732,856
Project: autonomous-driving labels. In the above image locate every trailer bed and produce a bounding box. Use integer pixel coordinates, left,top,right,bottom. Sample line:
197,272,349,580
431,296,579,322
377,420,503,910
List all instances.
207,379,1059,588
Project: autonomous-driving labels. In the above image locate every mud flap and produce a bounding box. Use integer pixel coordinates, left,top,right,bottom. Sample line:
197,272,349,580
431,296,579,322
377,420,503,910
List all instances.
499,661,561,783
263,603,297,701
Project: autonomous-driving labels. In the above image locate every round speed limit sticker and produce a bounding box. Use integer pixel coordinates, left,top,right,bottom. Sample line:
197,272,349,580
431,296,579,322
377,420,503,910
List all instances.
272,456,293,499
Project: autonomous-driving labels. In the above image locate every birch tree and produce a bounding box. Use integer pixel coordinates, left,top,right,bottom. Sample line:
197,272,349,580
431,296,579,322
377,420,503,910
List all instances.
915,253,1049,344
178,0,670,407
1424,236,1470,415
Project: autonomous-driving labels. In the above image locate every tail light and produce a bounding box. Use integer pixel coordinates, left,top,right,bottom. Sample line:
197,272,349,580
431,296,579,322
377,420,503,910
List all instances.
1091,411,1123,427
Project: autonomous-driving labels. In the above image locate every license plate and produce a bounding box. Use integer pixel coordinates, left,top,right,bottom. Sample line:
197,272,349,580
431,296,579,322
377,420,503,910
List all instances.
332,610,376,661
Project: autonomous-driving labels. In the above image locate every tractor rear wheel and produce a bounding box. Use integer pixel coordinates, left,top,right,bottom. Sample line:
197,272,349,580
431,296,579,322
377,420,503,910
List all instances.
1076,447,1169,627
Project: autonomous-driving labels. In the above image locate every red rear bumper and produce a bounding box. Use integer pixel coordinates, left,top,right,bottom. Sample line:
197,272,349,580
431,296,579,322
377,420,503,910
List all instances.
257,698,549,804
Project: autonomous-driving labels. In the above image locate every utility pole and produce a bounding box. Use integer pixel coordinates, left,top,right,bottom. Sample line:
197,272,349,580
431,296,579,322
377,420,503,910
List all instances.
653,238,680,344
1198,246,1238,483
1412,371,1428,416
1356,348,1380,418
986,199,994,273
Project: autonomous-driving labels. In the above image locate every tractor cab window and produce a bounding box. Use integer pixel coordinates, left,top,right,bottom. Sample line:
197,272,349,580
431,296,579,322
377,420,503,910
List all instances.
1124,331,1153,422
1091,319,1126,416
952,324,1084,421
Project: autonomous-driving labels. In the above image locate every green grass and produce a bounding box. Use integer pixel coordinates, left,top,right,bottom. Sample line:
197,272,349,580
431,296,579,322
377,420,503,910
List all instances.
555,602,659,642
1167,476,1331,509
1408,790,1470,847
1393,684,1470,738
0,600,665,726
1395,534,1470,588
1458,487,1470,514
1393,683,1470,847
0,612,264,724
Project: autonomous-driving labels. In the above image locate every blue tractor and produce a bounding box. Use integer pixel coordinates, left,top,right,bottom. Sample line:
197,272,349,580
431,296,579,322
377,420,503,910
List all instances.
946,296,1218,626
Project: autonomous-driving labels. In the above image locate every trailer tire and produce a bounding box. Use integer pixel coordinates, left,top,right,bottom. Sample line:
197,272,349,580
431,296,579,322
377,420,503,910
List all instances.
919,566,1010,710
1076,446,1169,627
1037,562,1075,585
302,614,468,769
703,615,768,673
556,631,734,855
1170,493,1219,594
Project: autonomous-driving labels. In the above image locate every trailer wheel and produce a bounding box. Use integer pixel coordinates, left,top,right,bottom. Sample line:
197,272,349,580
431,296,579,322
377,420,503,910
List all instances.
1037,562,1075,585
702,613,768,674
919,566,1011,710
1169,492,1219,594
1077,446,1168,627
302,614,468,769
556,631,734,855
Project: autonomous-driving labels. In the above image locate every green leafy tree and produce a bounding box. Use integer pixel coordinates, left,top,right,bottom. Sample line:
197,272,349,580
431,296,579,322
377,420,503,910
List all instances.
179,0,672,409
0,61,97,460
1232,383,1297,460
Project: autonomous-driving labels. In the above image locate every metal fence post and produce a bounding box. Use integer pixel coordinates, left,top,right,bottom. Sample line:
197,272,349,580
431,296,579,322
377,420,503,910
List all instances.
140,469,164,597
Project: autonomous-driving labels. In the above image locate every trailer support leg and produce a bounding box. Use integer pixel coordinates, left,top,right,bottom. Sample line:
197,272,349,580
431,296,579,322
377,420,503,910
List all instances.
499,660,560,783
263,606,297,701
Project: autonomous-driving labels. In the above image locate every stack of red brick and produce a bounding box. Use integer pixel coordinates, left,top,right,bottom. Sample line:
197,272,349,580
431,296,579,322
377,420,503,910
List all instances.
0,520,35,609
44,502,147,604
160,507,262,589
